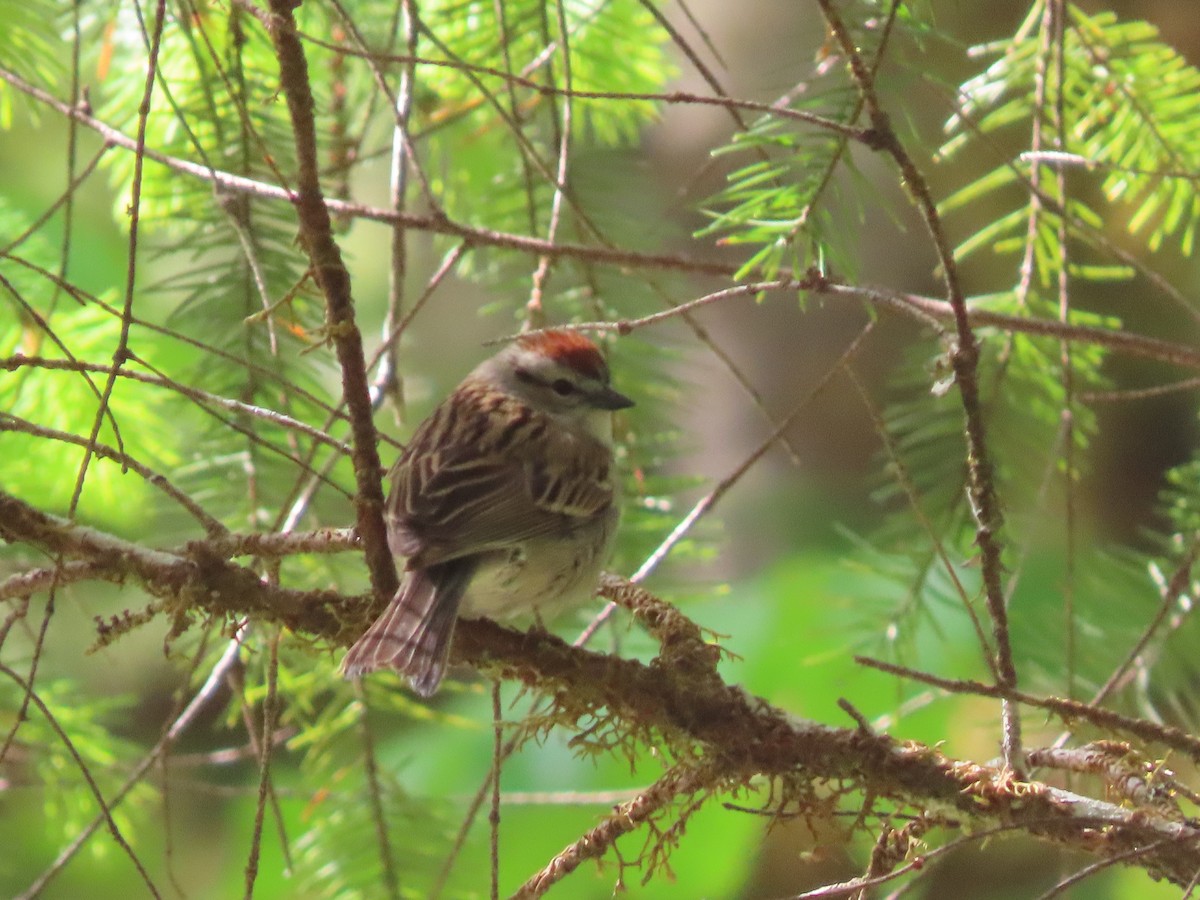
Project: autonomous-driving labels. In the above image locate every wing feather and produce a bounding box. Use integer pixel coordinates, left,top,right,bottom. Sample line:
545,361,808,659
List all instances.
386,383,615,566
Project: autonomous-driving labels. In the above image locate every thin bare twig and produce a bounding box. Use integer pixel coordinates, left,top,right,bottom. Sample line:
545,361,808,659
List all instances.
1047,0,1079,704
243,629,281,898
356,683,402,900
558,277,1200,374
816,0,1022,769
525,0,574,321
490,681,502,900
1,664,161,898
15,633,247,898
856,655,1200,763
792,822,1037,899
576,320,876,645
1032,838,1175,900
1,144,110,259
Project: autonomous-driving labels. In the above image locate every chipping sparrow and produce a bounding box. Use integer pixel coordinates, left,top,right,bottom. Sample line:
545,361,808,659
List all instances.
341,329,634,696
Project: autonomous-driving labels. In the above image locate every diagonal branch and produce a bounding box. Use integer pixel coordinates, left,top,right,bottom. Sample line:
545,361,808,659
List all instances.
513,761,721,898
263,0,397,602
0,64,736,278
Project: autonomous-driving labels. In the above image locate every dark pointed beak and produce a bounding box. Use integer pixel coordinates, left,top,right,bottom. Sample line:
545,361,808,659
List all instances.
593,385,635,410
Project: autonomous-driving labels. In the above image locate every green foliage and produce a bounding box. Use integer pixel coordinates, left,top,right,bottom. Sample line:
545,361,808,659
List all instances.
862,293,1119,681
941,0,1200,265
412,0,673,219
0,675,149,855
1162,456,1200,538
880,0,1200,708
287,694,449,899
1,204,176,524
95,2,297,221
696,1,930,282
0,0,64,127
698,100,860,281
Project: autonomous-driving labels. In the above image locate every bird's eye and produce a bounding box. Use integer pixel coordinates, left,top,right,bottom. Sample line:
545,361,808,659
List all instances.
551,378,575,396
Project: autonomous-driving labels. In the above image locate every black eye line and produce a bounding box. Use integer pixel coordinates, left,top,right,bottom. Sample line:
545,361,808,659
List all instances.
515,366,574,397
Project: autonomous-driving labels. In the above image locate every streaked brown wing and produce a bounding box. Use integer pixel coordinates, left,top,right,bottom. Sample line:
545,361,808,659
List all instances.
386,386,615,565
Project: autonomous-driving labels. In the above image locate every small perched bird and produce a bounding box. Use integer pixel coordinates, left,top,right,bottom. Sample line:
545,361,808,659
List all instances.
342,329,634,696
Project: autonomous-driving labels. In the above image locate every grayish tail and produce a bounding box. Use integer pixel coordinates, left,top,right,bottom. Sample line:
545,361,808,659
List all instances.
340,558,477,696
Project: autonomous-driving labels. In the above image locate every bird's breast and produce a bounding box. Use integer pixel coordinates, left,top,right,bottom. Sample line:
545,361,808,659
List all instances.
457,510,617,621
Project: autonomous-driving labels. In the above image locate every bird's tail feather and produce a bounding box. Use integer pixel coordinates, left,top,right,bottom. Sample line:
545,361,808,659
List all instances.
340,558,477,696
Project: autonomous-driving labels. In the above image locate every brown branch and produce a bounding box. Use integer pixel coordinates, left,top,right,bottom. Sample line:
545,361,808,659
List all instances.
447,620,1200,886
837,283,1200,371
571,277,1200,373
0,413,225,535
0,65,735,279
0,527,359,603
7,490,1200,887
0,491,362,645
856,656,1200,764
263,0,397,601
1026,743,1184,816
816,0,1022,768
453,625,1200,887
512,762,720,899
0,560,112,602
598,573,721,677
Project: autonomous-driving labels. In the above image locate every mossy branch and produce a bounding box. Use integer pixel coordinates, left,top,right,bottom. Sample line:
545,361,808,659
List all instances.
4,487,1200,888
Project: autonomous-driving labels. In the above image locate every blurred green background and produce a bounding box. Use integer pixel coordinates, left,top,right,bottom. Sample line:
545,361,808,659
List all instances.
4,0,1200,897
